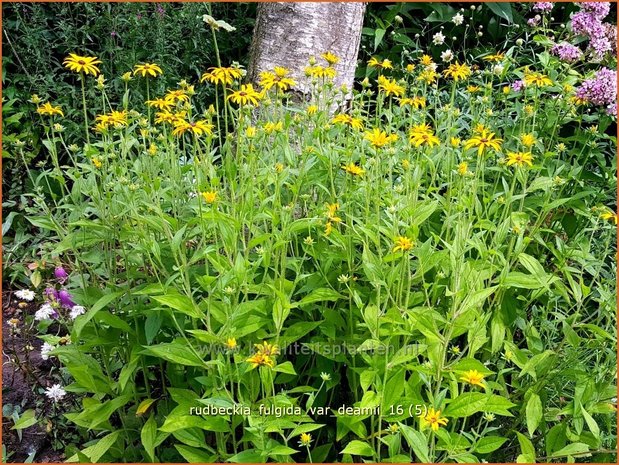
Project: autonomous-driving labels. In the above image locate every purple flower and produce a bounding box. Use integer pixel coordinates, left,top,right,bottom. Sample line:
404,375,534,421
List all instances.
581,2,611,19
606,103,616,116
571,11,604,37
57,289,76,309
575,67,617,108
44,287,59,301
512,80,526,92
533,2,554,14
54,266,68,283
527,16,541,27
551,42,583,62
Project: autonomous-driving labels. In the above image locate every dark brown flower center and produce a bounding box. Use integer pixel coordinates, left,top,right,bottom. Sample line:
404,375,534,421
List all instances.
78,60,86,65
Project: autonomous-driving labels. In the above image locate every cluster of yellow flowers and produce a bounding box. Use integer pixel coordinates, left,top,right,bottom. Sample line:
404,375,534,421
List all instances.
246,341,280,369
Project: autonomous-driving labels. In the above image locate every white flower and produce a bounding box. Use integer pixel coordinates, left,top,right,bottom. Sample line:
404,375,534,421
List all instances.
69,305,86,320
41,342,55,361
35,303,55,321
15,289,35,301
452,13,464,25
441,49,454,63
44,384,66,402
493,64,505,75
432,32,446,45
202,14,236,32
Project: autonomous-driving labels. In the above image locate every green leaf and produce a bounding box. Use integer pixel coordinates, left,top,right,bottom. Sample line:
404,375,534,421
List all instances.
526,392,543,437
475,436,507,454
228,449,263,463
268,445,298,456
175,444,217,463
141,415,158,462
293,288,342,307
74,290,124,337
374,28,386,52
445,393,515,418
11,410,37,430
550,442,590,458
340,440,375,457
486,2,513,23
399,424,430,462
580,405,600,441
160,414,229,433
516,432,535,463
450,358,495,376
153,292,204,319
73,431,120,463
141,342,206,367
502,272,544,290
273,361,296,375
136,398,157,417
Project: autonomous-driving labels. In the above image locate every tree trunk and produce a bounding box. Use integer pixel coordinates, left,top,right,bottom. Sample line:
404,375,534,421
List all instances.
248,2,366,99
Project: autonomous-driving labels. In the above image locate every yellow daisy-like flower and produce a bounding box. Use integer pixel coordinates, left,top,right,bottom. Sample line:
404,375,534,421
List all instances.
419,55,434,67
368,57,393,70
275,162,284,173
259,67,296,91
443,62,472,82
457,161,469,175
299,433,313,446
147,144,157,156
255,341,280,356
406,63,416,73
200,66,243,86
365,127,398,148
321,51,339,65
264,121,284,134
343,162,365,177
164,89,190,104
459,369,486,387
409,123,440,148
399,96,426,109
201,191,218,203
417,68,439,85
393,236,414,253
246,353,275,369
146,98,174,111
524,71,552,87
378,77,405,97
133,63,163,78
154,111,176,125
600,210,618,224
506,151,534,168
326,203,342,223
305,65,337,80
464,129,503,156
36,102,64,117
324,221,333,236
421,407,449,432
483,52,505,62
450,137,461,147
307,105,318,115
173,119,214,137
246,126,257,138
467,85,480,93
91,157,103,169
520,133,536,147
225,337,237,350
332,113,364,130
63,53,102,76
227,84,262,106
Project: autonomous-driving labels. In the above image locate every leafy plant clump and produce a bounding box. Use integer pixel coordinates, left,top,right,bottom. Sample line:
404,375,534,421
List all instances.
4,2,617,463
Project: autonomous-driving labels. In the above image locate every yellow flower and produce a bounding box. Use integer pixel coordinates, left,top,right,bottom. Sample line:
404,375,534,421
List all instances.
467,85,480,93
264,121,284,134
227,84,262,106
457,162,469,176
307,105,318,115
164,89,190,104
121,71,133,82
275,162,284,173
200,66,243,86
91,157,102,169
325,221,333,236
332,114,364,130
417,68,438,85
419,55,434,67
343,162,365,177
460,369,486,387
36,102,64,117
201,191,218,203
520,133,535,147
393,236,414,253
63,53,102,76
246,126,257,138
173,119,214,137
146,98,174,111
409,124,440,148
95,110,128,129
450,137,461,147
255,341,279,356
154,111,177,125
326,203,341,223
401,159,411,170
406,63,416,73
259,67,296,91
305,65,337,79
368,57,393,70
524,105,535,116
147,144,157,156
299,433,313,446
133,63,163,78
421,407,448,432
524,71,552,87
378,77,405,97
365,128,397,148
321,51,339,65
503,86,510,94
600,210,618,224
506,151,533,168
483,52,505,62
464,129,503,156
399,96,426,109
246,353,275,369
225,338,237,350
443,62,472,81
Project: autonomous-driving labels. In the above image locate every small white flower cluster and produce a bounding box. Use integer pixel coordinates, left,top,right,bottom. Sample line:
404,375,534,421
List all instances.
69,305,86,320
452,13,464,26
35,303,55,321
432,31,446,45
441,49,454,63
41,342,55,361
44,384,66,402
15,289,35,301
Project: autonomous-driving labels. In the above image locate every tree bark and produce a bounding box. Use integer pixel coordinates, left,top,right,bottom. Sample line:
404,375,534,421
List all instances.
248,2,366,98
